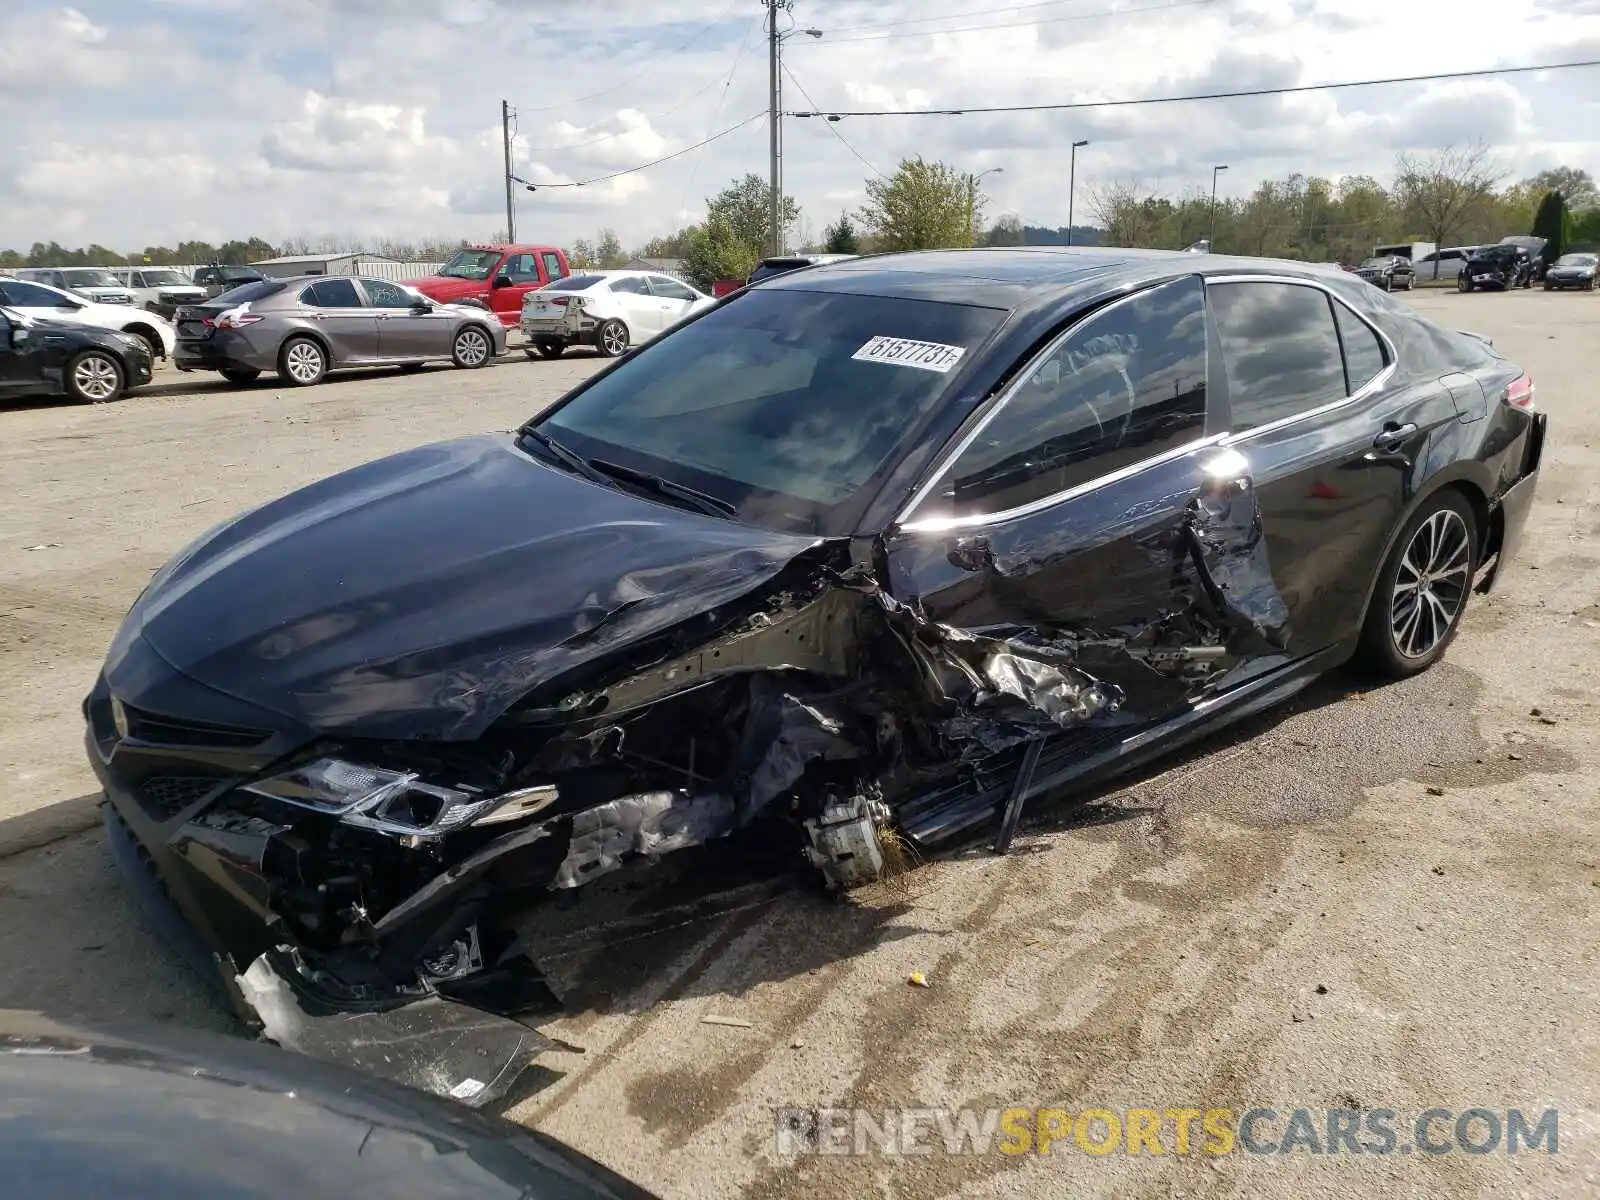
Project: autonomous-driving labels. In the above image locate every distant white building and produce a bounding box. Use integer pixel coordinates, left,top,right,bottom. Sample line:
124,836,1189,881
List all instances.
249,252,403,278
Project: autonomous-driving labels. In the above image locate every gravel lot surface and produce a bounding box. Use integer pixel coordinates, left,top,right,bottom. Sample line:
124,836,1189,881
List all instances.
1,293,1595,1198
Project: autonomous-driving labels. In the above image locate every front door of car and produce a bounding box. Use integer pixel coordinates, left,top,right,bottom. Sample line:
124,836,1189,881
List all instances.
361,278,450,359
1203,277,1456,667
882,275,1291,731
490,253,545,324
645,275,701,332
300,278,379,363
607,276,663,337
0,311,41,396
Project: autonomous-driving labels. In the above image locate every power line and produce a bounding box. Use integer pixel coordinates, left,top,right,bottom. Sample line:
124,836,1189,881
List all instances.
793,0,1217,45
521,111,765,189
679,12,764,214
782,62,885,177
520,74,733,154
789,59,1600,117
516,0,745,113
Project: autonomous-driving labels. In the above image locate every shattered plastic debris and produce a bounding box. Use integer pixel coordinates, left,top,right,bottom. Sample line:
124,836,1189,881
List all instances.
908,972,930,988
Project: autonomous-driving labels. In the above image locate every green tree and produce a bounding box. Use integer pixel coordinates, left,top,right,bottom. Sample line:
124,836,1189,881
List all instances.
637,228,697,258
1529,190,1569,267
984,213,1025,246
595,228,627,268
860,157,979,251
1525,167,1597,211
681,175,799,287
823,213,860,254
1393,143,1503,258
568,238,596,268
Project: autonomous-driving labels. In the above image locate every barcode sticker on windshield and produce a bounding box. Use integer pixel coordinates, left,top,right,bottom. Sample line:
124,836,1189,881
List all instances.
851,336,966,374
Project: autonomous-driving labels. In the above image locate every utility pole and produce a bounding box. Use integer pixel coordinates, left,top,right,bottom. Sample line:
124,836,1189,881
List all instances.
767,0,783,257
502,99,516,243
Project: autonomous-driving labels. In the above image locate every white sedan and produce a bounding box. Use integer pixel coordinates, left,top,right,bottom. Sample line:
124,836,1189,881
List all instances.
519,270,714,359
0,276,177,360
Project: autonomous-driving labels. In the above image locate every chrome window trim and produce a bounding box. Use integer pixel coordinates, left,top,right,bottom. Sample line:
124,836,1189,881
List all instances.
895,277,1206,529
894,271,1400,535
1205,274,1399,446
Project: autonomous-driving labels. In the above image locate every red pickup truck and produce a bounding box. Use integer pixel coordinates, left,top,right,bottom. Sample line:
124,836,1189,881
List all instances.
409,244,571,327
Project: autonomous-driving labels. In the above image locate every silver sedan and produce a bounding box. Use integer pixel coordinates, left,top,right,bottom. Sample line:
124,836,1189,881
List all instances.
172,275,508,386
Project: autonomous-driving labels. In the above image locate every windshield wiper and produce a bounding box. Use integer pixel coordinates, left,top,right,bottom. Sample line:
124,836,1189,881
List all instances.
588,459,739,520
518,427,614,488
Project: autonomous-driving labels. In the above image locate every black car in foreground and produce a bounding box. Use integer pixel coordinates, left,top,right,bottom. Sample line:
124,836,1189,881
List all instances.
87,248,1546,1105
1542,252,1598,290
0,1010,655,1199
0,305,153,403
1351,254,1415,291
1458,243,1535,291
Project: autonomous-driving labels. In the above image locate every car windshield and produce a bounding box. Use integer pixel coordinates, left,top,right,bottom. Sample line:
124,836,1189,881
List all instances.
1556,254,1595,266
208,280,287,305
437,250,502,280
543,274,607,292
143,269,192,286
530,288,1006,536
62,269,122,287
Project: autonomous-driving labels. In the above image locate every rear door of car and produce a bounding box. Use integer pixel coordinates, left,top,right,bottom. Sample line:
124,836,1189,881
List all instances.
882,274,1288,731
360,278,451,359
0,310,44,396
1203,274,1458,667
299,278,379,363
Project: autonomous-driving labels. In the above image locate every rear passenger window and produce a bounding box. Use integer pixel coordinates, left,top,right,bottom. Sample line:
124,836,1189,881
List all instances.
942,275,1208,516
1209,281,1345,431
304,279,361,308
1333,301,1386,393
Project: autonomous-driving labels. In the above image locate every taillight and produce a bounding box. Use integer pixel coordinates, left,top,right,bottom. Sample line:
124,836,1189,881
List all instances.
213,312,264,330
549,297,570,307
1505,372,1535,410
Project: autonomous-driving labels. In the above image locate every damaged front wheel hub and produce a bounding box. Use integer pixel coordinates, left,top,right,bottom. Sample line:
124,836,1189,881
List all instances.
803,793,891,890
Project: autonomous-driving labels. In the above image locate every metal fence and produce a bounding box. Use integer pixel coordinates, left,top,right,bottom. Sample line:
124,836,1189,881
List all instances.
144,261,445,281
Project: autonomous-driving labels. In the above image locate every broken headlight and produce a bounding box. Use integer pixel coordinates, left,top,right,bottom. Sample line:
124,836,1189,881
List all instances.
243,758,506,840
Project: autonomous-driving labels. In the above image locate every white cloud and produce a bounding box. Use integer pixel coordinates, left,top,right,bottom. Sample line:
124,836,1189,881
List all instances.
4,0,1600,253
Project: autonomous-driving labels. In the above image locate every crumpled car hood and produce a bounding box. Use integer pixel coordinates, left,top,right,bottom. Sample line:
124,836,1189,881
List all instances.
109,434,819,740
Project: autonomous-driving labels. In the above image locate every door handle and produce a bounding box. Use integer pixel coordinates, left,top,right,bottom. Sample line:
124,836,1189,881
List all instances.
1372,422,1416,451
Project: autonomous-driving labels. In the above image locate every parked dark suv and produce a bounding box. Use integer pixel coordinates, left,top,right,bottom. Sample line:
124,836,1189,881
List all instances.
1458,244,1534,292
1351,255,1415,292
193,264,269,299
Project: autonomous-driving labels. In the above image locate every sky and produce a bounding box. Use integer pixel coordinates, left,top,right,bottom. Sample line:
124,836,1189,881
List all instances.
5,0,1600,254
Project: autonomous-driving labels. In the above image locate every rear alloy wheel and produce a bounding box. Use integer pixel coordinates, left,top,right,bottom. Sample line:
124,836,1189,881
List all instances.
595,319,629,357
66,351,124,403
279,336,328,386
452,325,492,369
1356,491,1478,679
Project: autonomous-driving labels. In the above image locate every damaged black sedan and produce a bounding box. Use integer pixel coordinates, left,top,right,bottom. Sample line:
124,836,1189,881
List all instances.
87,248,1546,1104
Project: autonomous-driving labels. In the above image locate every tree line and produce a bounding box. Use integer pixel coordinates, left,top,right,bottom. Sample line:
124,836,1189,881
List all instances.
11,143,1594,282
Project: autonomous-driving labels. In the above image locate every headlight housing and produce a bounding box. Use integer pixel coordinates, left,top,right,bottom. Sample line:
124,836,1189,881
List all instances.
243,757,552,840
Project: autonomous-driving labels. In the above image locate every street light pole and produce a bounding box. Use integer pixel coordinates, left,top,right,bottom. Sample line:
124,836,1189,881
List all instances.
1209,164,1229,250
1066,139,1089,247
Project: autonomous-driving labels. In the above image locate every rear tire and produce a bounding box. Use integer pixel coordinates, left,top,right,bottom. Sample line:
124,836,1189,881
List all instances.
452,325,492,369
65,350,125,403
1457,274,1471,293
595,319,629,357
278,336,328,386
526,339,565,360
1354,490,1478,679
219,367,260,384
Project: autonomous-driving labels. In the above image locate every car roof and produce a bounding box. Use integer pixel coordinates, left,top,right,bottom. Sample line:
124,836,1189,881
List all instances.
756,246,1352,310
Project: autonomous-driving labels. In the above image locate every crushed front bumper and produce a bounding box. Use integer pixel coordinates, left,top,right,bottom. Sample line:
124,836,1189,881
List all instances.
96,755,557,1108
